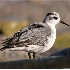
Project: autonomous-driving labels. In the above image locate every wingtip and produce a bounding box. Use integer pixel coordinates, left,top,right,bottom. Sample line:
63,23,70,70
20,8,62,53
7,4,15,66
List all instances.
0,47,6,51
0,48,3,51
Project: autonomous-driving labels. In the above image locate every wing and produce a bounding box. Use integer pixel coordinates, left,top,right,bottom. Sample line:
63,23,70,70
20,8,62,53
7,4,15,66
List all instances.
1,22,51,49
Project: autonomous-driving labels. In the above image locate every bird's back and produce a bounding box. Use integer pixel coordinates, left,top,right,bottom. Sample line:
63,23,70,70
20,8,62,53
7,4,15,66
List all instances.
1,22,51,51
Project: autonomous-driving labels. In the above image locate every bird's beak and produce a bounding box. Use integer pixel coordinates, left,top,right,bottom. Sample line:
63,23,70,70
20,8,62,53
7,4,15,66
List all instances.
60,20,70,26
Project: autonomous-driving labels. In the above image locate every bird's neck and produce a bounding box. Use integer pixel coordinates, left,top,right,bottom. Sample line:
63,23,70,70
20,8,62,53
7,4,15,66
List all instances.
47,22,56,33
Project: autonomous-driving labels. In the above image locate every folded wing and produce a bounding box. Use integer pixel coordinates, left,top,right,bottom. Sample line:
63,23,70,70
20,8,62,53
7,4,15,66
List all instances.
1,22,51,50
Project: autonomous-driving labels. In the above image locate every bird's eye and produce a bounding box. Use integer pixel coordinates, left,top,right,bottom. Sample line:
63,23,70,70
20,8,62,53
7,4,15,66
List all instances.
53,17,58,20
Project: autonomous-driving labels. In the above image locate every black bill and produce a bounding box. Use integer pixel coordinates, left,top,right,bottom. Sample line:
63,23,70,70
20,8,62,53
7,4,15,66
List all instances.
60,20,70,26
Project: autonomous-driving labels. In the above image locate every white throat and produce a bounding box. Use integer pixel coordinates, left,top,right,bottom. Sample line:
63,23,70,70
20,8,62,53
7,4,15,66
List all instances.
47,22,56,33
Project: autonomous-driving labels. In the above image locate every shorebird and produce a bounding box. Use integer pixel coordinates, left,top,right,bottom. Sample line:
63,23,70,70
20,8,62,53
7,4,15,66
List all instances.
0,12,69,59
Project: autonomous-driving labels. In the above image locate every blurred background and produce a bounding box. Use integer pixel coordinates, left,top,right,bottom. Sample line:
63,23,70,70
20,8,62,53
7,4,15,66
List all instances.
0,0,70,62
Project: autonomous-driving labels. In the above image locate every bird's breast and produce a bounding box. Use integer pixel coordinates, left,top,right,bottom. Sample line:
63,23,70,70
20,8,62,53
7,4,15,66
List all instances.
47,32,56,46
40,29,56,53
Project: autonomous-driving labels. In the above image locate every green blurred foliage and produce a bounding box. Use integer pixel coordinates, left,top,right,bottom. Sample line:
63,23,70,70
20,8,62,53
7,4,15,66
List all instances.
54,33,70,48
1,21,29,37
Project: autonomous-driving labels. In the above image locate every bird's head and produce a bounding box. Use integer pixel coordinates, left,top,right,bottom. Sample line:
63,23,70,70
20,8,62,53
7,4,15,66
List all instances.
43,12,69,26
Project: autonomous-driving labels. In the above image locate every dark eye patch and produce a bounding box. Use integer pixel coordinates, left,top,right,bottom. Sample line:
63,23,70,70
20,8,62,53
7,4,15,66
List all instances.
53,17,58,20
47,13,54,16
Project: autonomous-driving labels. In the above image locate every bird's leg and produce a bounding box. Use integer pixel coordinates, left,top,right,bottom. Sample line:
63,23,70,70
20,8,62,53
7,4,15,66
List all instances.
28,52,31,59
33,52,36,59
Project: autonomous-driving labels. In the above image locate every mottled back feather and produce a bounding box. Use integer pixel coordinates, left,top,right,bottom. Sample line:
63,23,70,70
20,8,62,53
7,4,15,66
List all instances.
1,22,51,49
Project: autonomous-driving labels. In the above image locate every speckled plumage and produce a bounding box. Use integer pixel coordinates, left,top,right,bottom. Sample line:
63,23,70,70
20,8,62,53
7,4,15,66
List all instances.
1,22,51,52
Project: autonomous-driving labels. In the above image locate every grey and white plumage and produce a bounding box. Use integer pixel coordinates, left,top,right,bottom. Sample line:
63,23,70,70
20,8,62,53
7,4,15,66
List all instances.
0,12,69,59
1,22,51,52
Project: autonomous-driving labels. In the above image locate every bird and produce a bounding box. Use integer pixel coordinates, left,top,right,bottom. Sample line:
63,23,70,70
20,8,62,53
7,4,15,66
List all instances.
0,12,70,59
